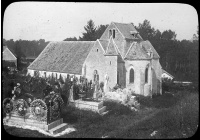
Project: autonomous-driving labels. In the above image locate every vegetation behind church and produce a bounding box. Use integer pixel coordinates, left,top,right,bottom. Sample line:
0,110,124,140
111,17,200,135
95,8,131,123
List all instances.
3,19,199,82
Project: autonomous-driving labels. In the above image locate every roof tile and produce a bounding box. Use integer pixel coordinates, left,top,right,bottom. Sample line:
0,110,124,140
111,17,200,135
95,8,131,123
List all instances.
28,41,95,74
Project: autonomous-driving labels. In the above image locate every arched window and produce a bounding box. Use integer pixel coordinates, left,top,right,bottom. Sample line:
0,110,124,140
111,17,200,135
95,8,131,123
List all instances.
145,67,148,83
129,68,134,83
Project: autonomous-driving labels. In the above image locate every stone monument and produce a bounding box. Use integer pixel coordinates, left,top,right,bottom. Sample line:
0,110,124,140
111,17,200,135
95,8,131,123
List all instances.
3,91,68,135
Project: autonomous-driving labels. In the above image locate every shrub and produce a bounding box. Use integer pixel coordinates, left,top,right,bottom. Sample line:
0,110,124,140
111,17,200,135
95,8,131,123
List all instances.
104,101,133,115
99,81,104,90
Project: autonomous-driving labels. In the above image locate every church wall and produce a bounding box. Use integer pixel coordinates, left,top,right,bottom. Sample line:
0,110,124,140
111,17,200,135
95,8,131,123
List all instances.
113,28,125,57
83,41,118,89
151,59,162,95
117,59,126,88
100,23,125,57
105,55,118,89
100,23,116,40
125,60,151,96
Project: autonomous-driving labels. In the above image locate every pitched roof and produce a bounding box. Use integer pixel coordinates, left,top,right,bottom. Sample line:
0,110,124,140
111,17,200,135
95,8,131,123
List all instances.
3,46,17,57
105,38,119,56
124,42,151,60
113,22,143,40
140,40,160,59
162,69,174,78
3,46,7,51
3,47,17,61
98,39,109,52
28,41,95,74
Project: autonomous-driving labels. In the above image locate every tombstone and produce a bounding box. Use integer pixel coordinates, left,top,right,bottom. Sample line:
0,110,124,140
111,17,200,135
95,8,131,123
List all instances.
3,89,68,135
68,84,74,102
93,70,99,100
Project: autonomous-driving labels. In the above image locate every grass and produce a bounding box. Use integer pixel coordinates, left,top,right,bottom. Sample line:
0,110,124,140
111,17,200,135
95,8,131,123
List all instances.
4,84,199,138
59,101,139,138
115,91,199,138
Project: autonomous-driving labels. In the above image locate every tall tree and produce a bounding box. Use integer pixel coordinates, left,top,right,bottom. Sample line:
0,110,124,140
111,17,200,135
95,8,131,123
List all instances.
136,19,155,40
79,20,97,41
95,24,109,39
161,30,177,40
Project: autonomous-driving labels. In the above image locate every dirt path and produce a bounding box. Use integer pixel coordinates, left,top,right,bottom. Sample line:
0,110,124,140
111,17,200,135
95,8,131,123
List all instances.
104,108,169,138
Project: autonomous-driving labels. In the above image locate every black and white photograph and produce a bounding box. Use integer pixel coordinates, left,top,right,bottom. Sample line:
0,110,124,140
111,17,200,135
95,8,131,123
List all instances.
2,2,199,138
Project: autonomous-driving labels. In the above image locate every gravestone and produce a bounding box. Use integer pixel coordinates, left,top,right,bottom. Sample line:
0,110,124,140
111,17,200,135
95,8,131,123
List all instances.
68,73,107,115
3,92,69,135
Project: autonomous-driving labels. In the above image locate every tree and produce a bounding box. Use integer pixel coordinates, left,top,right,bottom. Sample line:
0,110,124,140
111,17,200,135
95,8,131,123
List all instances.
3,38,6,46
136,19,155,40
95,24,109,39
15,41,24,70
79,20,97,41
161,30,177,40
63,37,78,41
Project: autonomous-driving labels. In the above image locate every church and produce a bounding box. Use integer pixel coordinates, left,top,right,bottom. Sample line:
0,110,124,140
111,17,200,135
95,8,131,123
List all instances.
27,22,162,96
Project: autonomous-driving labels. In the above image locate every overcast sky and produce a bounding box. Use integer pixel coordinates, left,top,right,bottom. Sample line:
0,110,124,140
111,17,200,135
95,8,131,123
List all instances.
3,2,198,41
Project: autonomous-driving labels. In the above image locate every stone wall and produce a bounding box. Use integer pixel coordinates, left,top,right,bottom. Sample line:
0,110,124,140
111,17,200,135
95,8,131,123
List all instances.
151,59,162,94
83,41,118,89
117,57,126,88
100,23,116,40
100,22,125,57
125,60,150,96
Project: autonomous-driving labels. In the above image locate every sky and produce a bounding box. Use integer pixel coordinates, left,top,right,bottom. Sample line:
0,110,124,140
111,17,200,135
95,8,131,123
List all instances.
3,2,198,41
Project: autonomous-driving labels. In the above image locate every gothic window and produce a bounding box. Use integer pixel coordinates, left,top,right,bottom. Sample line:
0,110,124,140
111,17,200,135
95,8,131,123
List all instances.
145,67,148,83
129,68,134,83
110,61,111,65
113,29,115,38
44,72,46,78
97,49,98,52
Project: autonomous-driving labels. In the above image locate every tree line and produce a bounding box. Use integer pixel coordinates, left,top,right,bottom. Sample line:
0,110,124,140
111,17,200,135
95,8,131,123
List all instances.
135,20,198,83
3,19,199,82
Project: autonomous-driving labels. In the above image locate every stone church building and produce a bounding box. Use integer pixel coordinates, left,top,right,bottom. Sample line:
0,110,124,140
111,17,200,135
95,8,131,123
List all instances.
27,22,162,96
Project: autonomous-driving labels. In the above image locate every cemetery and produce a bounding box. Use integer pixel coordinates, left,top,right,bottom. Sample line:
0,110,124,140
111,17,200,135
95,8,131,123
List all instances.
3,66,198,138
3,69,141,137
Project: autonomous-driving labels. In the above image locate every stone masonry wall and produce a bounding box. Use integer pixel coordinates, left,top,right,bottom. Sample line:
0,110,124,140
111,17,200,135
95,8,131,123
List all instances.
83,41,118,89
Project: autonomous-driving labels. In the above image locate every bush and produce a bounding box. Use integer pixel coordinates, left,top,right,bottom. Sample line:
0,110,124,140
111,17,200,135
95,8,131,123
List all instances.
104,101,133,115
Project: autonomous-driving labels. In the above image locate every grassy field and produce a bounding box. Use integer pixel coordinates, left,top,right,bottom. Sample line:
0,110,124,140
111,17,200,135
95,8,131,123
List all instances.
4,90,199,138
